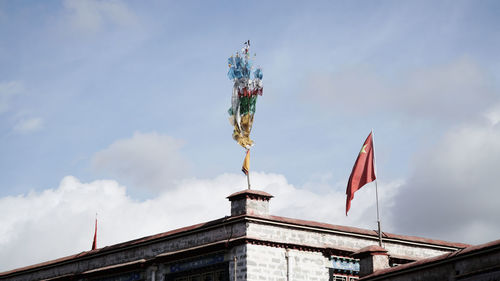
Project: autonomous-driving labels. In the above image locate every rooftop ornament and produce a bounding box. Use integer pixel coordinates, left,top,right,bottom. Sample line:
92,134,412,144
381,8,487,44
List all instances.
227,41,264,190
227,40,263,149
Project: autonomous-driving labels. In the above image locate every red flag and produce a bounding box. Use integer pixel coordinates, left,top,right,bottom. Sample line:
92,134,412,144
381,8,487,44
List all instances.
346,132,376,215
91,217,97,250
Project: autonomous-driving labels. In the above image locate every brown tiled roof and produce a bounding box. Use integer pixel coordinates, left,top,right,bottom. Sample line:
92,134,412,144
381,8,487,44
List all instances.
360,239,500,280
227,189,273,201
0,214,470,277
352,245,388,257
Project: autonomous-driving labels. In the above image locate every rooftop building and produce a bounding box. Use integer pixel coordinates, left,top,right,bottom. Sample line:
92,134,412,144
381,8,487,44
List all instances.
0,189,470,281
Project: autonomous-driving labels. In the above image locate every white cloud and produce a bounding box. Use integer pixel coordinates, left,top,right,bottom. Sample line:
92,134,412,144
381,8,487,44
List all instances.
0,173,399,272
484,103,500,126
391,113,500,244
13,117,44,133
91,132,191,192
0,82,45,134
260,175,402,232
0,81,23,114
62,0,138,34
306,57,496,122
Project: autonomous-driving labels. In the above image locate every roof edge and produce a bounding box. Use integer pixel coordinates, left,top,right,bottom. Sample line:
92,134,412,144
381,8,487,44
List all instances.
245,214,470,250
0,213,470,277
360,239,500,280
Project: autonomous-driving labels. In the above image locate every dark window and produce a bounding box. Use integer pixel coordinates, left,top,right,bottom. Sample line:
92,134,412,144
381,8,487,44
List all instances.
167,263,229,281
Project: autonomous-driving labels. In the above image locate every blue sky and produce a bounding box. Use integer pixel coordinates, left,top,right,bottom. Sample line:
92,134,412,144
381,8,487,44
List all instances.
1,0,500,271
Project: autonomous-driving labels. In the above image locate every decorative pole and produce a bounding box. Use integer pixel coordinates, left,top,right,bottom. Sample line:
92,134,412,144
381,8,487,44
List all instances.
247,172,251,189
227,41,263,186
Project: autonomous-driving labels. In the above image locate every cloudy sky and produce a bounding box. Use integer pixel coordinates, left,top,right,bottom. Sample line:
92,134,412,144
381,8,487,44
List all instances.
1,0,500,272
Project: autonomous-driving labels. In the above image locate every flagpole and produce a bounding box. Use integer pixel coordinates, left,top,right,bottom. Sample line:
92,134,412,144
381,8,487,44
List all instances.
372,129,383,247
246,149,251,190
375,180,382,247
247,172,251,190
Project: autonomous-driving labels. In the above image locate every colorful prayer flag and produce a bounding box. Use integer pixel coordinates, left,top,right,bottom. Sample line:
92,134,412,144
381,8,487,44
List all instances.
227,42,263,149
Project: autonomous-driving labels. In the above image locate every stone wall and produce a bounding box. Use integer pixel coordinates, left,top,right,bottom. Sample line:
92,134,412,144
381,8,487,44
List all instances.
287,249,330,281
229,244,248,281
231,199,269,217
246,244,330,281
247,221,452,261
